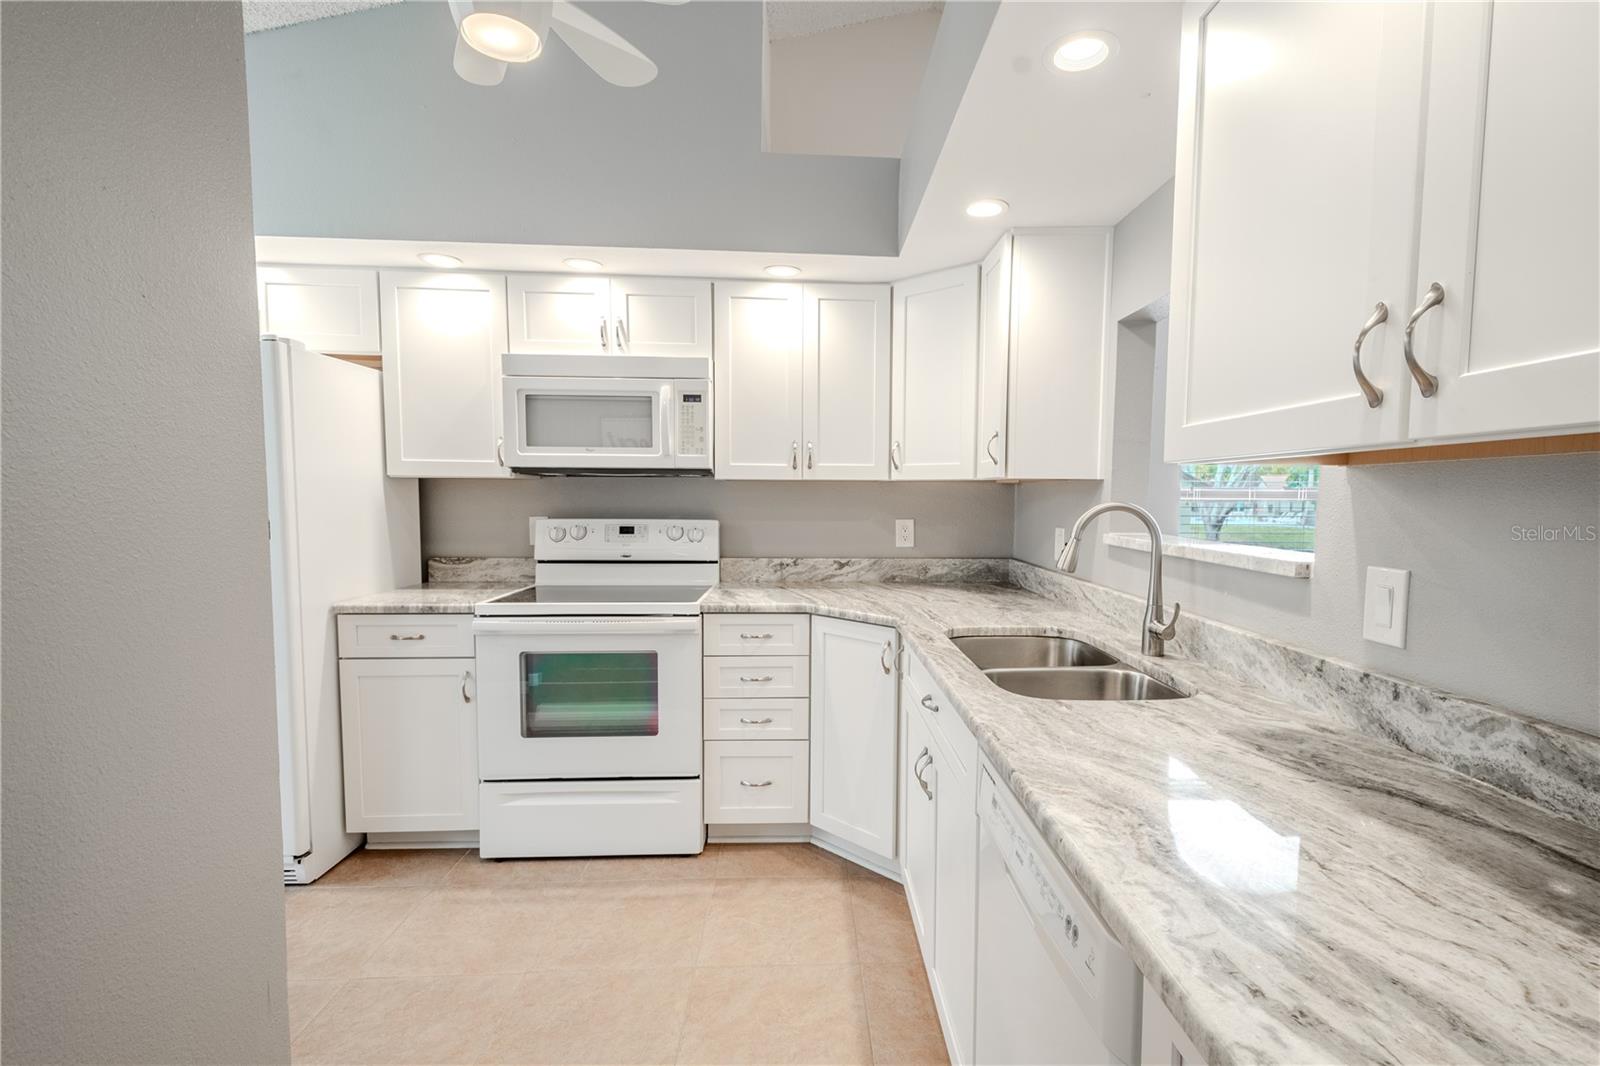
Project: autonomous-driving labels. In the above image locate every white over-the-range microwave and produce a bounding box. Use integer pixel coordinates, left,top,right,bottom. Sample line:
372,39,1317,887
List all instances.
501,353,711,475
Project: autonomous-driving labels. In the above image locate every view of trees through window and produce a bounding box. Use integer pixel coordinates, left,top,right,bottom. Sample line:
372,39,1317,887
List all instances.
1178,464,1319,552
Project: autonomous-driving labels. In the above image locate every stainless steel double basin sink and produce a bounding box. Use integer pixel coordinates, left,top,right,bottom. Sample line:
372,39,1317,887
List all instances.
950,634,1187,701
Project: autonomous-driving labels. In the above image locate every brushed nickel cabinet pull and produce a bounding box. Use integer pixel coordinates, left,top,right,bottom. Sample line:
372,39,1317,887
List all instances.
1402,282,1444,397
1352,302,1388,408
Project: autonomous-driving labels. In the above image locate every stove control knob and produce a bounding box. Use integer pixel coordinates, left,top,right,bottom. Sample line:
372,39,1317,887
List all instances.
569,524,589,541
666,524,684,541
687,527,705,543
548,526,567,542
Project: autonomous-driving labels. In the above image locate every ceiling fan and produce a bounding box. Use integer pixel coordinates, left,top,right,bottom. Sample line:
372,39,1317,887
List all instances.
447,0,685,88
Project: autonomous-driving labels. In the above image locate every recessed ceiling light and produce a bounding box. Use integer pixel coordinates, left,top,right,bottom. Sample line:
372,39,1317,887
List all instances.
965,199,1008,219
461,11,542,64
418,252,462,269
1049,30,1119,73
764,265,801,278
564,257,604,272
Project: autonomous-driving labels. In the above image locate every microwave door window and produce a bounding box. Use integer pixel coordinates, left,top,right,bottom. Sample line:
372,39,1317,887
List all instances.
524,394,655,450
521,652,660,737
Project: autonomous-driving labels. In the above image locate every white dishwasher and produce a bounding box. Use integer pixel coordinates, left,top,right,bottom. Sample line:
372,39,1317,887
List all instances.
974,760,1142,1065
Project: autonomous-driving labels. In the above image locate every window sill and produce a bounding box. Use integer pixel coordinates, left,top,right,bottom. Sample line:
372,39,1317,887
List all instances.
1101,532,1313,579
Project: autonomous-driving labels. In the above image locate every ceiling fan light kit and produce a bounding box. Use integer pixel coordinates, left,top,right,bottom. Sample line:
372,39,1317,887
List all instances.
448,0,669,88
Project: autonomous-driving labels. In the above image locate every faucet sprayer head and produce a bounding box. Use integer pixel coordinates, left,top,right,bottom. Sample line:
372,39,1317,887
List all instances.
1057,535,1082,573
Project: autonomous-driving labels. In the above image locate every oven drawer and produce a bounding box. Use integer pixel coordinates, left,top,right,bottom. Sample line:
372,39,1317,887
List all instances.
702,614,811,656
338,614,475,659
479,779,704,858
703,698,809,740
704,741,809,824
702,656,810,698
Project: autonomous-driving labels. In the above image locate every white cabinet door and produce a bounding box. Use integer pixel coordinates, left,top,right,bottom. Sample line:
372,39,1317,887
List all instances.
507,273,611,355
809,617,898,864
380,270,512,477
257,265,380,354
892,265,980,479
1165,2,1426,461
802,283,891,480
929,705,978,1064
975,238,1012,479
714,281,803,479
610,276,713,358
338,657,478,833
1006,230,1113,480
902,698,937,958
1140,978,1208,1066
1409,1,1599,441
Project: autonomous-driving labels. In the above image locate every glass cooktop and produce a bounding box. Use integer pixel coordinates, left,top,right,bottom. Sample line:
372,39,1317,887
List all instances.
474,584,713,616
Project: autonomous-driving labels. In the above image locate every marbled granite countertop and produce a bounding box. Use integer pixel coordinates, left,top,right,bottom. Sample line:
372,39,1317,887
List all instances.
331,581,528,614
702,582,1600,1066
332,577,1599,1063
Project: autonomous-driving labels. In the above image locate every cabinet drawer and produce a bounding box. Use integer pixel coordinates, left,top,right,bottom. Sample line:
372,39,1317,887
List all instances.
703,613,811,656
338,614,475,658
702,656,810,699
703,698,809,740
704,740,809,824
907,650,977,775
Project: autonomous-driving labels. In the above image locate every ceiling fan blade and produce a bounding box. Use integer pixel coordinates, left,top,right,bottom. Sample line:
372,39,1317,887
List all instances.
550,1,658,87
454,31,508,85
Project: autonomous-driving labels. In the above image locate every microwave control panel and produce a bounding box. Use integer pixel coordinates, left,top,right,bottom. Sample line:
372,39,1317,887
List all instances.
675,383,709,462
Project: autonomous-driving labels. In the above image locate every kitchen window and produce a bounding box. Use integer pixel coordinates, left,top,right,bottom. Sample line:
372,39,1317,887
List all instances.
1177,464,1318,552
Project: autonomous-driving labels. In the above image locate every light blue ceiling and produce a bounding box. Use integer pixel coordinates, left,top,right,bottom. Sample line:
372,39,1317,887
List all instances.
245,1,909,254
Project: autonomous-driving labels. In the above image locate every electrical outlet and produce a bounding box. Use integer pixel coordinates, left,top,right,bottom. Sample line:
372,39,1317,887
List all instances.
1053,527,1068,562
1362,566,1411,648
895,519,915,549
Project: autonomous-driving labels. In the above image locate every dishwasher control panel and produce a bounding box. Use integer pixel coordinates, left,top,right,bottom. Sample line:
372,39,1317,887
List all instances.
978,766,1123,1006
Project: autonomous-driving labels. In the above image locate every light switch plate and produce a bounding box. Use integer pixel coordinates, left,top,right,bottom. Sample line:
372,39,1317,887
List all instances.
895,519,915,549
1362,566,1410,648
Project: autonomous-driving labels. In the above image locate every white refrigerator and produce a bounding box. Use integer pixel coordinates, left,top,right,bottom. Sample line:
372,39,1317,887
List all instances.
261,336,420,883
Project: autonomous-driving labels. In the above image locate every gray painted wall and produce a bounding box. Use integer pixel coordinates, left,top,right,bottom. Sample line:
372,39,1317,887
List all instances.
1109,179,1174,321
422,479,1015,559
2,3,290,1062
896,0,1000,245
1015,453,1600,737
245,1,900,255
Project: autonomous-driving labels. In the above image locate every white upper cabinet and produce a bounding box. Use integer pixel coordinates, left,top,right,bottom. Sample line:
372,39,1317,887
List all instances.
507,273,611,355
609,276,713,358
257,265,380,354
1408,0,1599,441
714,281,804,479
379,269,512,478
1166,1,1427,461
976,239,1012,479
809,616,898,866
803,284,892,479
1004,230,1113,480
892,265,980,479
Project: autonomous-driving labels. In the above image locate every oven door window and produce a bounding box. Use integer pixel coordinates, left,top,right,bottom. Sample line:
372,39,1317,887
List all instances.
524,394,655,450
520,652,660,737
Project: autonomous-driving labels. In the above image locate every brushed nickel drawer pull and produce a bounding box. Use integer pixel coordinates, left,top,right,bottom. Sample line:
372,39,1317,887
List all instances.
389,633,426,641
740,779,774,788
739,675,774,683
738,632,774,640
920,694,940,714
738,717,775,725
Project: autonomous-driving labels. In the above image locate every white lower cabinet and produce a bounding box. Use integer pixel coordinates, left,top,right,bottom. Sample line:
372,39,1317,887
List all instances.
336,655,478,833
704,740,809,824
901,656,978,1064
1141,978,1208,1066
809,617,899,865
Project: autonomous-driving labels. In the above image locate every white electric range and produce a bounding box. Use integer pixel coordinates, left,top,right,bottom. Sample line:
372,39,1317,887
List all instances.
472,518,718,858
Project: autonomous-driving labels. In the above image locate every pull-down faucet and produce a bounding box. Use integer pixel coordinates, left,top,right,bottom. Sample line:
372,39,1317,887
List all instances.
1058,502,1181,657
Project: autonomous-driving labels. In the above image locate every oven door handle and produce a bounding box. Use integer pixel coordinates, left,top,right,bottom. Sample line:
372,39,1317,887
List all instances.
472,617,702,637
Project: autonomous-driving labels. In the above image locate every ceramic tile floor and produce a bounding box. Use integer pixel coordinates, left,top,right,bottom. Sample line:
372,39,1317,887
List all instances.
286,843,949,1065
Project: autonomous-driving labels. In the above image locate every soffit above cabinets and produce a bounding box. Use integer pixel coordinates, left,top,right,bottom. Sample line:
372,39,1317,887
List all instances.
765,1,941,42
242,0,400,34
